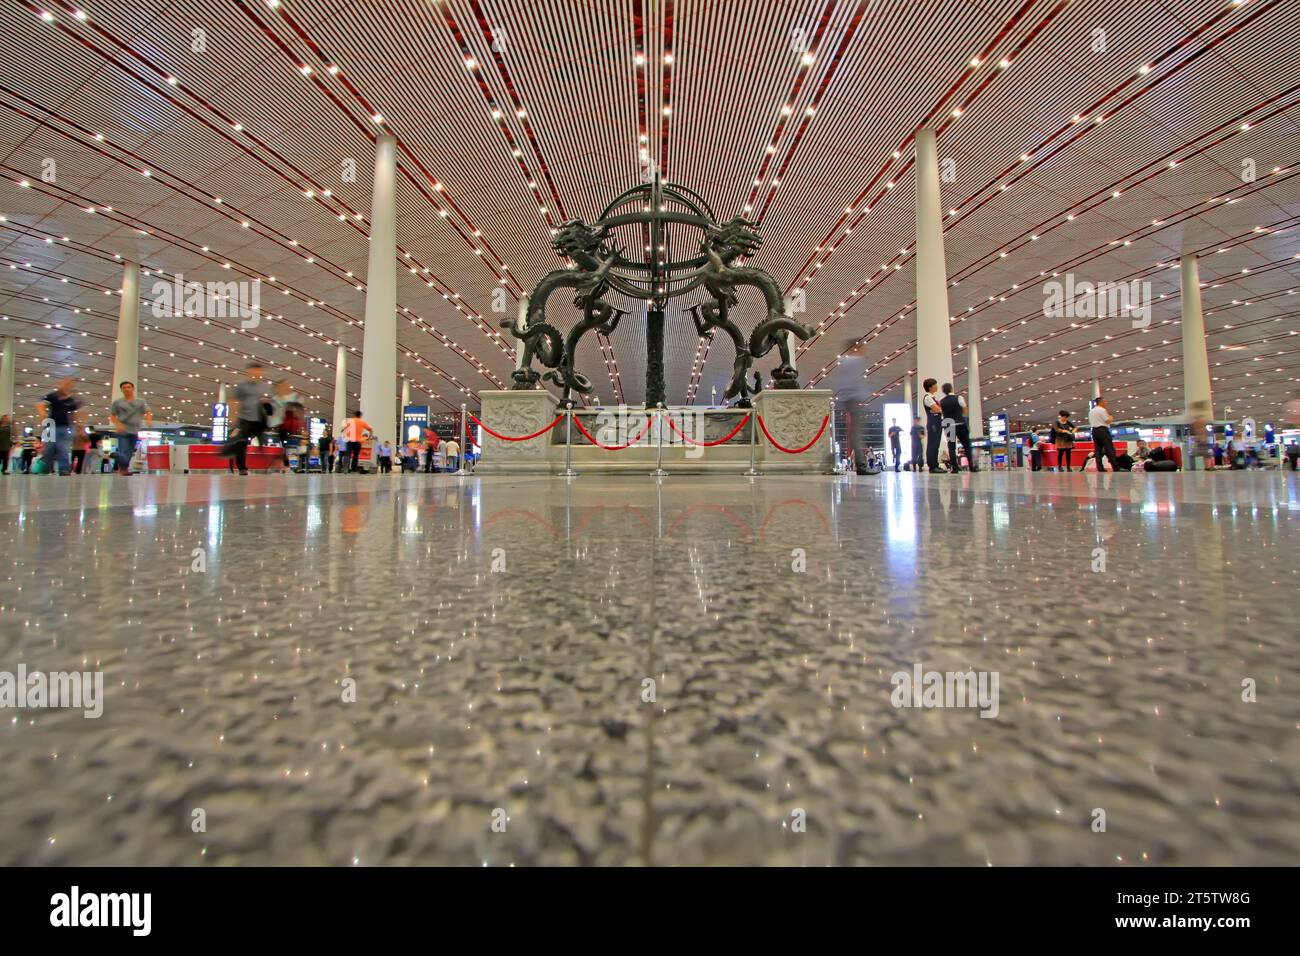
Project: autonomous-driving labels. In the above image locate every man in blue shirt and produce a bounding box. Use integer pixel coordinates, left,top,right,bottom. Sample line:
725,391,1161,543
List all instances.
36,376,82,476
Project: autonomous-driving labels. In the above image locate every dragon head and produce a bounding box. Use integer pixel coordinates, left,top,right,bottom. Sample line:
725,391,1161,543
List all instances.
705,217,762,263
551,219,606,260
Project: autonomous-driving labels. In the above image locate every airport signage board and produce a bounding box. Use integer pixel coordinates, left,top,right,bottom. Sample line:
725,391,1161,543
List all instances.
403,405,429,445
211,403,229,444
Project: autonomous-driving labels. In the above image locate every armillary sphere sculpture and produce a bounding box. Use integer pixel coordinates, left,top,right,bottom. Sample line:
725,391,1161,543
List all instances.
501,174,813,407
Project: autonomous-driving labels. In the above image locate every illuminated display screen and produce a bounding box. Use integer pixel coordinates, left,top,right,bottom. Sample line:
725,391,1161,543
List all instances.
987,414,1008,442
403,405,429,445
211,403,229,444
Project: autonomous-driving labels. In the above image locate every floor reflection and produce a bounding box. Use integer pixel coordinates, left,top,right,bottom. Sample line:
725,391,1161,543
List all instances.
0,472,1295,865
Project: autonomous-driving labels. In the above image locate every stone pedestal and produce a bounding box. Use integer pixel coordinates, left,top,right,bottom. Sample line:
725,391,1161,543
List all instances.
474,390,559,474
754,388,835,473
474,390,833,475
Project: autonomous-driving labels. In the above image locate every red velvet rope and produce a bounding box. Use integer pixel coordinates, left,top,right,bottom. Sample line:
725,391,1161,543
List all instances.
468,411,564,442
663,412,752,446
571,413,654,450
757,414,830,454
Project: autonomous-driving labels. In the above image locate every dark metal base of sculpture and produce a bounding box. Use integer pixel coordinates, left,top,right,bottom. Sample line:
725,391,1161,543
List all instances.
503,174,814,406
772,364,801,389
645,308,666,408
510,366,541,390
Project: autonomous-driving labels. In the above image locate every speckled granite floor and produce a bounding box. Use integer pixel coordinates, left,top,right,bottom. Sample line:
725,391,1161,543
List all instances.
0,470,1296,866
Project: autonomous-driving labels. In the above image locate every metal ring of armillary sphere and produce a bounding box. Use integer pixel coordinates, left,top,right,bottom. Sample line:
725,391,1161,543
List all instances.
500,173,814,407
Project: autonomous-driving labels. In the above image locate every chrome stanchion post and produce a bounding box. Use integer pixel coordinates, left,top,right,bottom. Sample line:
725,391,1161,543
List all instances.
744,410,762,478
560,401,578,478
650,402,668,477
456,403,468,476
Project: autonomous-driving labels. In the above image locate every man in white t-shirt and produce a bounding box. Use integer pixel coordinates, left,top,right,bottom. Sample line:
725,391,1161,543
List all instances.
443,438,461,473
1089,397,1119,473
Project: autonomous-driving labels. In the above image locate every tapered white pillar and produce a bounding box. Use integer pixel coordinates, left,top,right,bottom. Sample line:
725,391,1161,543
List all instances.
112,261,140,389
359,134,398,445
1180,254,1214,420
333,343,348,428
401,376,410,409
0,336,15,420
1091,376,1100,400
903,372,913,412
914,128,955,392
967,342,984,438
217,383,226,405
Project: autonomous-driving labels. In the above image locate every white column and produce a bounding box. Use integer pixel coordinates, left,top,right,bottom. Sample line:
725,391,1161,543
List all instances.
1180,254,1214,420
112,261,140,390
217,383,227,406
401,376,410,409
903,372,913,412
967,342,984,438
914,128,955,392
1091,376,1101,401
359,134,398,445
0,336,15,420
333,343,348,428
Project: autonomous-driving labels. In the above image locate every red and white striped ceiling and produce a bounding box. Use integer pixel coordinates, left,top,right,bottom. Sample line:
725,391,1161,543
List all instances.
1,0,1296,426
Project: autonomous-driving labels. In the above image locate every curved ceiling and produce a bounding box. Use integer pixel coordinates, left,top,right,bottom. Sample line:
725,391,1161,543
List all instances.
1,0,1297,426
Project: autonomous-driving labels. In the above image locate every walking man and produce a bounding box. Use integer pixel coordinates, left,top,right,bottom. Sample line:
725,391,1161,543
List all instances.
909,416,924,471
318,427,334,474
36,376,82,476
342,410,373,473
1089,397,1119,473
109,381,152,475
218,362,269,475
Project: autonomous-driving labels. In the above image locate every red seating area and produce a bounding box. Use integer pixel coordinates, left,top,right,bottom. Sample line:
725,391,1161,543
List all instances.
185,445,284,472
1037,441,1128,469
1034,441,1183,470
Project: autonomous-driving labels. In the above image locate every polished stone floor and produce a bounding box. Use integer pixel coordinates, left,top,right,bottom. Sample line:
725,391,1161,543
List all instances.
0,469,1296,866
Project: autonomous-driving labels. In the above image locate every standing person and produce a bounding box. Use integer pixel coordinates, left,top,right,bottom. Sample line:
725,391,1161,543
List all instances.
19,427,36,472
109,381,152,475
444,436,461,473
36,376,82,476
376,440,393,474
84,431,102,475
939,383,977,473
342,410,373,473
423,427,441,474
909,416,924,471
218,362,269,475
71,427,88,474
0,415,12,475
922,378,943,473
1089,397,1119,473
887,418,903,473
334,432,349,473
1050,410,1076,472
317,426,333,474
